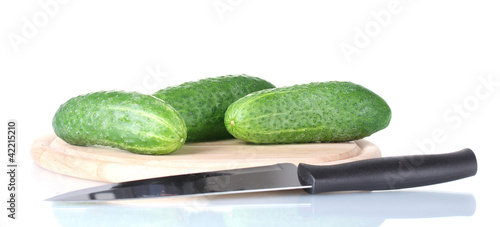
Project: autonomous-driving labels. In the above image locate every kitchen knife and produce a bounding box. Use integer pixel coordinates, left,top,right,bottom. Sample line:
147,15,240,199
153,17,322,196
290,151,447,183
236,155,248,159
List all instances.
46,148,477,202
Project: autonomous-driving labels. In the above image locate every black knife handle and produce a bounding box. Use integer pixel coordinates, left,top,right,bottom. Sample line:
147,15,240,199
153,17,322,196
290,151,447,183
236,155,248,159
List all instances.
297,148,477,194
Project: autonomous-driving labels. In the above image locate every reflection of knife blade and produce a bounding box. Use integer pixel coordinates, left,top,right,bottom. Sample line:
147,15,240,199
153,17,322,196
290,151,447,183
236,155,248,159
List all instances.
49,192,475,227
46,149,477,202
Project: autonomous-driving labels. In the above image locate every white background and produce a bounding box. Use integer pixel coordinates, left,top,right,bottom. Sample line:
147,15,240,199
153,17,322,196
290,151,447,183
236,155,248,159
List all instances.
1,0,499,226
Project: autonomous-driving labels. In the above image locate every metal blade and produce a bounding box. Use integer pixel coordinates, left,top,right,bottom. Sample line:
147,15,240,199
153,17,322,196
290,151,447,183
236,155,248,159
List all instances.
46,163,310,202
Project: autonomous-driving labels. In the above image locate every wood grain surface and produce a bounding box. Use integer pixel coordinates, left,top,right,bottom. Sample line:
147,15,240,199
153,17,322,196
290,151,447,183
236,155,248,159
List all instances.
31,133,381,183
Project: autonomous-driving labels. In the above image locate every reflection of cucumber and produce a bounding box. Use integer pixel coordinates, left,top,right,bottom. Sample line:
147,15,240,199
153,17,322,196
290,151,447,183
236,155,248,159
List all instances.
52,91,186,155
153,75,275,142
225,81,391,144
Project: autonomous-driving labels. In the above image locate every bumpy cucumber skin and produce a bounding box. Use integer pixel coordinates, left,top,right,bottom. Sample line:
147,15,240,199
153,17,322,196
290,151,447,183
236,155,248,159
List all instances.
52,91,187,155
153,74,275,142
225,81,391,144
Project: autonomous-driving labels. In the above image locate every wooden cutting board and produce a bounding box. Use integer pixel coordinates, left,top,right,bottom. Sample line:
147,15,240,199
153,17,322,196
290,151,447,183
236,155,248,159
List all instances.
30,133,381,183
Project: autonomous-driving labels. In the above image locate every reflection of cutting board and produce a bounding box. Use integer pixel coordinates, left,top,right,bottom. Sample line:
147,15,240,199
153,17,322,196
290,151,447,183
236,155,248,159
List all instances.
31,133,381,183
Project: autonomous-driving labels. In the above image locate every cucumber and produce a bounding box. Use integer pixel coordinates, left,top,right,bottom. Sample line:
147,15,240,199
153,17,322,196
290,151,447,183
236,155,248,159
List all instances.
52,91,187,155
224,81,391,144
153,74,275,142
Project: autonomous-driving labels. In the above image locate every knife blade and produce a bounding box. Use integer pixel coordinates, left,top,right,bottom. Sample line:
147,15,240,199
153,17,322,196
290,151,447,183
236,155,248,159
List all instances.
46,148,477,202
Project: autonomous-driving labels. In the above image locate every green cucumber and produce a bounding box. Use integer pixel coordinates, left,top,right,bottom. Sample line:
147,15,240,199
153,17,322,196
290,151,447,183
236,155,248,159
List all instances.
224,81,391,144
153,74,275,142
52,91,186,155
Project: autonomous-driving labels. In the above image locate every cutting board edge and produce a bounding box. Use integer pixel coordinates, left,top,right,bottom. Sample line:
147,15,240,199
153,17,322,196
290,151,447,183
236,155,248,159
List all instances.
31,133,382,183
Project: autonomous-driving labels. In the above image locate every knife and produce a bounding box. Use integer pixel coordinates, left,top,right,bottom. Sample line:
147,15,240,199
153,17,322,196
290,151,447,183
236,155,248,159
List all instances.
46,148,477,202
